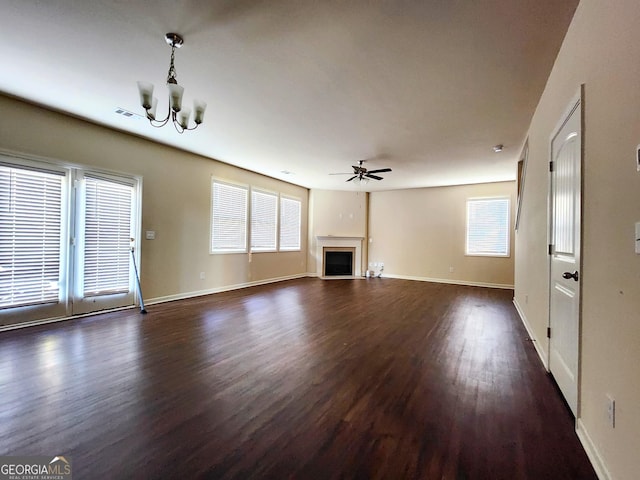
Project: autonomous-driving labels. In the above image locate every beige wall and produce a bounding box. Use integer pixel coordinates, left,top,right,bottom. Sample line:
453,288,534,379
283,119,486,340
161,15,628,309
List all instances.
307,189,368,275
0,94,309,307
369,182,515,287
515,0,640,478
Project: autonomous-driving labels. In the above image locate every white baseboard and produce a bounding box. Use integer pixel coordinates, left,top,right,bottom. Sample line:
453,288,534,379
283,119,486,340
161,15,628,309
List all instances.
382,273,514,290
0,304,138,333
146,273,310,305
512,302,609,479
0,274,311,332
512,298,548,369
576,419,612,480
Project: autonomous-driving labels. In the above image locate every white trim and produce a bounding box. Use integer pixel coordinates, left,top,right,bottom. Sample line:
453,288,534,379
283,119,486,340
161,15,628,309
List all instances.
548,86,583,417
0,148,143,181
0,272,512,332
0,273,310,332
210,178,249,254
576,419,611,480
316,236,364,278
513,298,549,369
0,304,137,332
146,273,309,305
382,273,513,290
515,139,529,231
465,196,511,257
250,187,278,253
0,150,143,323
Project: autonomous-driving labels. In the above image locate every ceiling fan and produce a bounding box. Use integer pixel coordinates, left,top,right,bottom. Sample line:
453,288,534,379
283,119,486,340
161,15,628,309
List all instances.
330,160,392,182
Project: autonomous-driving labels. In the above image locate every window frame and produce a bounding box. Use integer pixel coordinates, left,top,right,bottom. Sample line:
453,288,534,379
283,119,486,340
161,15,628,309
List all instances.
0,152,142,324
0,158,69,317
210,178,249,254
465,196,511,258
250,187,279,253
279,195,302,252
75,172,137,297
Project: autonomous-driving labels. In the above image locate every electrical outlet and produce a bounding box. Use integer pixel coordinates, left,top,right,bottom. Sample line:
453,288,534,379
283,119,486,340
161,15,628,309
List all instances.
199,272,205,280
449,266,454,273
379,262,384,269
606,395,616,428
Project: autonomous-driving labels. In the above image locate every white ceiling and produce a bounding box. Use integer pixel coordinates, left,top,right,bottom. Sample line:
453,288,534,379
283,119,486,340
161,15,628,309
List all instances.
0,0,578,191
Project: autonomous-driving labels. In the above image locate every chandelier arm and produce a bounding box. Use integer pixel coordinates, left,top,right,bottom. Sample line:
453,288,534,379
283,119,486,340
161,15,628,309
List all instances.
183,123,201,132
172,111,186,134
147,111,171,128
148,117,171,128
146,93,173,127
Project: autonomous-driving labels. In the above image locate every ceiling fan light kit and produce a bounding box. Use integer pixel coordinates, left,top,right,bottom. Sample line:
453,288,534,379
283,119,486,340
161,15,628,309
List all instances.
137,33,206,134
331,159,392,184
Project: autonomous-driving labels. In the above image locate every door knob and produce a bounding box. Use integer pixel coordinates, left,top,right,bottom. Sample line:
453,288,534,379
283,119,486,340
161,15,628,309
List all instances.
562,271,579,281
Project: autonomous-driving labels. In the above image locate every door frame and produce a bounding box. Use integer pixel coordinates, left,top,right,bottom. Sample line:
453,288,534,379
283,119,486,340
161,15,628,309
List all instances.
0,149,143,326
547,85,585,417
71,169,142,315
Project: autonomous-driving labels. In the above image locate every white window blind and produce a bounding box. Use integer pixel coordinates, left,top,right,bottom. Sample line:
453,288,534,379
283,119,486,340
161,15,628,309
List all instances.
466,197,510,257
83,176,133,296
211,180,248,252
251,190,278,252
279,197,301,251
0,164,63,308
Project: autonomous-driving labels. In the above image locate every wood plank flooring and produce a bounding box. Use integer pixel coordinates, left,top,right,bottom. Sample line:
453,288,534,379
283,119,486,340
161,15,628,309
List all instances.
0,278,597,479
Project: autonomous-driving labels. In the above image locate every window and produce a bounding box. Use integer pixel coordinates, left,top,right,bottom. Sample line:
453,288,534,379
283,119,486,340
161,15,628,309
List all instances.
251,189,278,252
466,197,510,257
82,175,134,296
1,156,141,323
211,179,302,255
279,197,301,251
0,164,64,309
211,180,248,253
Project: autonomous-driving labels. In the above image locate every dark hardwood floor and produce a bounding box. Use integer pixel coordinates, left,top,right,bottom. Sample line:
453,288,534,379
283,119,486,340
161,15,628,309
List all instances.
0,278,597,479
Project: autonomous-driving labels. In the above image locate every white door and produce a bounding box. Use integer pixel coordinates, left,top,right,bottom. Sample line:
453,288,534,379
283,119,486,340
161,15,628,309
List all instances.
72,172,138,315
549,96,582,416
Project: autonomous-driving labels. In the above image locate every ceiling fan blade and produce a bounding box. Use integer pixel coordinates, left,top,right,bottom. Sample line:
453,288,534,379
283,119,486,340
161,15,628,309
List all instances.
366,174,383,180
346,175,358,182
367,168,392,174
329,172,354,175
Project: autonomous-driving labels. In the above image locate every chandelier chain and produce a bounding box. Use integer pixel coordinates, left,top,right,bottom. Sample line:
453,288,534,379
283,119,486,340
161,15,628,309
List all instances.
167,46,178,84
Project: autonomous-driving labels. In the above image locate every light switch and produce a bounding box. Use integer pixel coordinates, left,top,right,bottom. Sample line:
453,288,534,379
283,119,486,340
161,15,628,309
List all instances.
145,230,156,240
636,223,640,254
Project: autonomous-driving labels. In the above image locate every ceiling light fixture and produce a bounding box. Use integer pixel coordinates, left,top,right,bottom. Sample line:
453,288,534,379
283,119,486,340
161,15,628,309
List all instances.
493,144,504,153
137,33,206,134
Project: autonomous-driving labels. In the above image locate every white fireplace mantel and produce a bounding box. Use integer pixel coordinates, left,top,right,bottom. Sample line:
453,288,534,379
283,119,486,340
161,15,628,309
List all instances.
316,236,364,278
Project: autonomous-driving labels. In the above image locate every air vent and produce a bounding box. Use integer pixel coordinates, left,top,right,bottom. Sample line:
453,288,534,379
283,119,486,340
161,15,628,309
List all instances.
114,107,142,119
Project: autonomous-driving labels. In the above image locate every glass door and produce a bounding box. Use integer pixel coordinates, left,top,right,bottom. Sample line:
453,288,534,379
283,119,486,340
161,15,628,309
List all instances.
72,171,139,315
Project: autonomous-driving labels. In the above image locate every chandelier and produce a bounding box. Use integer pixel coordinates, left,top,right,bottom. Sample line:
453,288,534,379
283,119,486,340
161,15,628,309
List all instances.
137,33,206,133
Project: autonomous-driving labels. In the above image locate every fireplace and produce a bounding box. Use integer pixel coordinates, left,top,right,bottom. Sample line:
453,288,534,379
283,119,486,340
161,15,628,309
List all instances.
323,248,354,276
316,236,363,278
